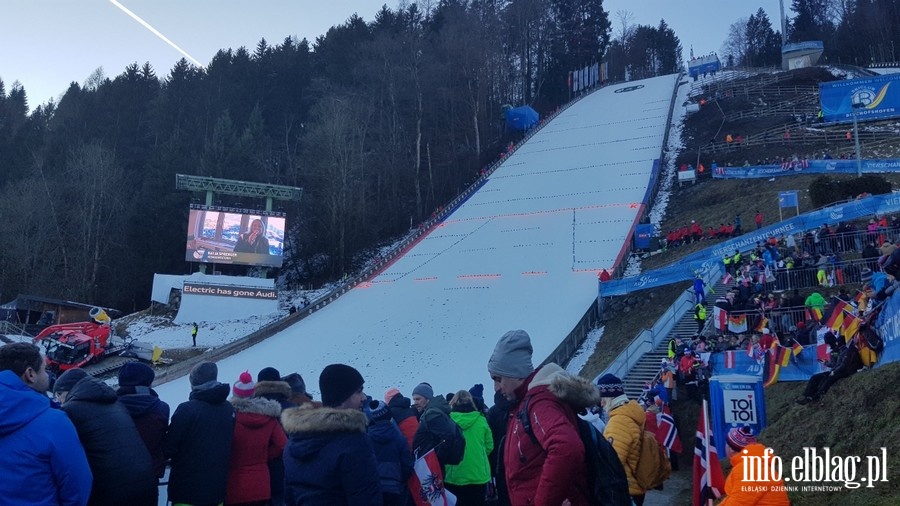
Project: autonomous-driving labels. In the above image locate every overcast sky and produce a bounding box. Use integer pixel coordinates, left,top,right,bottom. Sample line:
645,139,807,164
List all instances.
1,1,785,110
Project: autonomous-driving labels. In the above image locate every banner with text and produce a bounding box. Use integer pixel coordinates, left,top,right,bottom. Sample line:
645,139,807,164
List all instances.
820,73,900,123
183,282,277,300
711,159,900,179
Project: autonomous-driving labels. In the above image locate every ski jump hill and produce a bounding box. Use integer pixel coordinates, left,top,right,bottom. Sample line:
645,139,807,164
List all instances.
156,74,681,404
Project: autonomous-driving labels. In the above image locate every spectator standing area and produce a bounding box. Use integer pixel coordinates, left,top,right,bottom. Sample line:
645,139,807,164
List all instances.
156,74,680,403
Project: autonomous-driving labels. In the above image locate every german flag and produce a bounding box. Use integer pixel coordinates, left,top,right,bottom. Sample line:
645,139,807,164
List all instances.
806,307,823,322
754,316,769,333
792,340,804,356
825,300,848,331
842,314,860,343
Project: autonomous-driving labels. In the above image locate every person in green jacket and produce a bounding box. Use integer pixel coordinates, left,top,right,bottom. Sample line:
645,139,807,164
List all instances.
445,390,493,505
805,291,827,321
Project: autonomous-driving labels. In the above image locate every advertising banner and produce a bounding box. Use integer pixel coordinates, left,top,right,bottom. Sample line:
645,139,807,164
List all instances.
185,208,286,268
600,258,722,297
710,346,824,381
709,375,767,457
820,73,900,123
182,282,277,300
712,159,900,179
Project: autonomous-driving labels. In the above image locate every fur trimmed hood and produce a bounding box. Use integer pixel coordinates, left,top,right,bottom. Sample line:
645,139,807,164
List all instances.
281,404,368,435
528,363,599,410
231,396,283,418
253,380,291,400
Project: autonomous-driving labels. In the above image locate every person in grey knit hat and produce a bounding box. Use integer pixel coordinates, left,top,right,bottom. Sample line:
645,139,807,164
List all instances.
189,361,218,390
411,382,434,413
487,330,535,402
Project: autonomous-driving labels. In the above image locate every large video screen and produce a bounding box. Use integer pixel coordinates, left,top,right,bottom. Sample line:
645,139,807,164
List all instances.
185,208,286,268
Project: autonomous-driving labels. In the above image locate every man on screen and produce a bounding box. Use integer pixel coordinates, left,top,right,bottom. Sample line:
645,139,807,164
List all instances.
234,219,270,254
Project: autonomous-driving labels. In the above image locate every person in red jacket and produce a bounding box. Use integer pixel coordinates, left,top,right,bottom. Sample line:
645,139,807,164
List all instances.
226,371,288,506
385,387,419,450
488,330,597,506
755,210,764,230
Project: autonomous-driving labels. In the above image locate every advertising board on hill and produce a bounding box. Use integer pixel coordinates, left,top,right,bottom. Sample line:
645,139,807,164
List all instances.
185,207,286,268
820,73,900,123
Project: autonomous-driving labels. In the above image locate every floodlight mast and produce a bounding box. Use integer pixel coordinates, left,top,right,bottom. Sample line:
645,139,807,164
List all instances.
175,174,303,211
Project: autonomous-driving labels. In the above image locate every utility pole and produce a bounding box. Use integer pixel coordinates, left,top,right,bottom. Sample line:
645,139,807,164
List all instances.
852,102,864,177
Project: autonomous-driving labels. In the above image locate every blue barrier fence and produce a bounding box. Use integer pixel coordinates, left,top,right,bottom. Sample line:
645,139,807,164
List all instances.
709,345,824,381
712,159,900,179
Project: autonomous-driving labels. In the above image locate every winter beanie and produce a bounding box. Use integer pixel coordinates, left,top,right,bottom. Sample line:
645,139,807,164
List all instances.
384,387,401,404
468,383,484,402
487,329,535,379
319,364,364,407
412,382,434,400
366,400,392,423
596,373,625,398
53,368,89,396
282,372,307,395
727,426,757,451
189,361,218,389
118,362,155,388
232,370,256,398
257,366,281,382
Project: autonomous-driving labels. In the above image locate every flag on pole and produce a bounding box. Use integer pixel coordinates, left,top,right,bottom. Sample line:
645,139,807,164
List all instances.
713,307,728,331
693,399,725,506
817,343,831,363
753,316,769,333
792,340,804,356
408,450,457,506
825,300,848,331
806,307,823,322
842,313,860,343
727,314,748,333
721,272,734,286
659,407,683,454
777,346,792,367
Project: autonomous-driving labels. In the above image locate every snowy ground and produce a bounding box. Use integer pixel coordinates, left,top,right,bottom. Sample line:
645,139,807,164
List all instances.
154,74,680,408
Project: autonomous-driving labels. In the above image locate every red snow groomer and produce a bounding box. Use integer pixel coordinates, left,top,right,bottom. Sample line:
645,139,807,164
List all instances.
33,307,117,372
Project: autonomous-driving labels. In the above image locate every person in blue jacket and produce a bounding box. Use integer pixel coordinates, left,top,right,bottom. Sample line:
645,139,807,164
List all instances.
282,363,382,506
0,343,92,506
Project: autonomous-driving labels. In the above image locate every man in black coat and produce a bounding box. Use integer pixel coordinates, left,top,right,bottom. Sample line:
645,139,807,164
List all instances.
116,362,170,480
411,382,465,468
164,361,235,506
797,336,862,404
54,368,158,506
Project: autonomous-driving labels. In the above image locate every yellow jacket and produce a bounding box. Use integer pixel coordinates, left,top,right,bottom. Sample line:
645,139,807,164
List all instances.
603,398,646,496
720,443,790,506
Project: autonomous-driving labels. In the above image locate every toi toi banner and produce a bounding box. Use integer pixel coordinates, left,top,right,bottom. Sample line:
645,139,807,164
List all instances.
709,375,767,457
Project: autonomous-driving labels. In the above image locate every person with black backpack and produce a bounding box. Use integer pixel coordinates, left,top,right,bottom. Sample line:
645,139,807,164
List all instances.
488,330,630,506
411,382,466,471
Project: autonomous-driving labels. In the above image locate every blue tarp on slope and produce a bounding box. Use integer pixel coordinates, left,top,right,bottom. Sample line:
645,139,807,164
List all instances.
505,106,539,131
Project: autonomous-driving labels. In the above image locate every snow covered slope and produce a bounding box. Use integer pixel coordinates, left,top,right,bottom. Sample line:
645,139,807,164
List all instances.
156,74,679,404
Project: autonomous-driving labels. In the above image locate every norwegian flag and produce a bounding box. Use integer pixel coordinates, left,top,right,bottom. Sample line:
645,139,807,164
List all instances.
659,407,684,454
408,449,457,506
693,399,726,506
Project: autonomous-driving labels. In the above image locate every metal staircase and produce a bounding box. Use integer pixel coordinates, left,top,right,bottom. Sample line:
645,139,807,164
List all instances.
621,274,730,400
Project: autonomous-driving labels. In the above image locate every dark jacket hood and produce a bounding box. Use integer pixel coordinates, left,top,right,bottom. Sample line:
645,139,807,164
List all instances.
367,419,400,444
117,387,164,417
282,405,368,461
388,394,412,410
0,370,50,437
65,375,117,404
254,380,291,401
232,396,282,429
189,381,231,404
421,395,451,424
